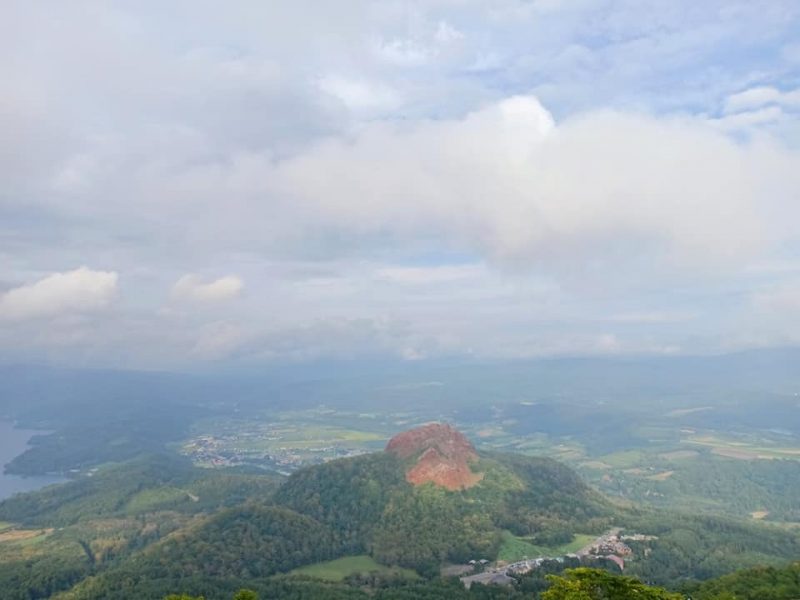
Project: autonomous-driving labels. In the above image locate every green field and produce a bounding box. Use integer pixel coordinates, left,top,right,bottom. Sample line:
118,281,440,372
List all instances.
497,531,595,562
15,530,51,547
125,486,190,513
290,555,418,581
0,522,12,533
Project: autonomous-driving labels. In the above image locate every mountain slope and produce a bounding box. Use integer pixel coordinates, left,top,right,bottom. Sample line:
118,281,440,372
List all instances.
385,423,483,490
276,423,612,571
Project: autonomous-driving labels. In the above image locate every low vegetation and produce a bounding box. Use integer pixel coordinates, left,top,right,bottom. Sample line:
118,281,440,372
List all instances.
290,555,417,581
497,531,595,562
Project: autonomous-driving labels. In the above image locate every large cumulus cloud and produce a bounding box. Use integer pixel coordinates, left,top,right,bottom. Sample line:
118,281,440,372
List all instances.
265,96,798,271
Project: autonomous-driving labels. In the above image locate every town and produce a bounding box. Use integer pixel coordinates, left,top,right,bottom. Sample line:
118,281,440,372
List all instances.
458,529,657,589
181,430,375,475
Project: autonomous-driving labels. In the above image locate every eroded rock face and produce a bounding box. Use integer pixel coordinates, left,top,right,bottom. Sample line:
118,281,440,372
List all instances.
385,423,484,491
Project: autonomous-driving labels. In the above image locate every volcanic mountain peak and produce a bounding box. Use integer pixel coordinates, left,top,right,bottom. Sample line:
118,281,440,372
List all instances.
385,423,483,491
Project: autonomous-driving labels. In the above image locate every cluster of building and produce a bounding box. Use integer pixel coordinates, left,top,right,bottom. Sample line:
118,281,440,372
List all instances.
461,570,516,588
620,533,658,542
181,433,367,474
458,529,658,588
505,555,571,575
587,535,633,558
578,530,657,571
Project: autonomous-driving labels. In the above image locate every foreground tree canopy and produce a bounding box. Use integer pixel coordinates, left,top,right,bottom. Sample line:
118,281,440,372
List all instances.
542,569,682,600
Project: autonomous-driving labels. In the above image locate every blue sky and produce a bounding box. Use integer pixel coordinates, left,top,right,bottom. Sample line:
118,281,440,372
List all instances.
1,1,800,368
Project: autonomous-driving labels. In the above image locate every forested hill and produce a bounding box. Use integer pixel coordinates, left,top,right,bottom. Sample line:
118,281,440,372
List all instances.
274,441,611,571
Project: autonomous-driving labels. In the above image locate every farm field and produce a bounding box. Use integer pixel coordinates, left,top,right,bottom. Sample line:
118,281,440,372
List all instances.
684,434,800,460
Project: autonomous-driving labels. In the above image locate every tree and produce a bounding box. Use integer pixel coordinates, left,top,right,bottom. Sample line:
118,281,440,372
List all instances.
233,590,258,600
543,568,682,600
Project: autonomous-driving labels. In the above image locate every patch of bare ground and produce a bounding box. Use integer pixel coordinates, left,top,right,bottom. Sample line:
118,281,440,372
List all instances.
659,450,699,460
712,447,759,460
0,528,53,543
581,461,612,469
386,423,484,491
646,470,674,481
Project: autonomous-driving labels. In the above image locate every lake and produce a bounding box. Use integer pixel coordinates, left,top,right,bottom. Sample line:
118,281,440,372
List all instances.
0,420,67,501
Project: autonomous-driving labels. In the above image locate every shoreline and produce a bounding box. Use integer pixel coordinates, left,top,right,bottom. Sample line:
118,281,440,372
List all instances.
0,421,68,501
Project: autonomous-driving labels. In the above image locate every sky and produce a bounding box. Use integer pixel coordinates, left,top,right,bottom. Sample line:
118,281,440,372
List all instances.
1,0,800,369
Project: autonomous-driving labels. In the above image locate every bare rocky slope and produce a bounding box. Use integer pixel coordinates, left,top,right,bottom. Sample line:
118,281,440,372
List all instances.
385,422,484,490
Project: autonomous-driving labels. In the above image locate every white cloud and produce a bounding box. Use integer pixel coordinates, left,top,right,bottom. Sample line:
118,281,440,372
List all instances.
724,86,800,114
267,95,799,272
317,75,401,112
374,20,464,67
0,267,118,321
375,38,431,66
171,275,243,303
434,21,464,45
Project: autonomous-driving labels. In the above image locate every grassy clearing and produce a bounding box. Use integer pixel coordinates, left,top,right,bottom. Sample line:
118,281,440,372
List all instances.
15,530,52,547
647,470,675,481
0,521,12,533
563,534,598,553
659,450,699,460
497,531,596,562
125,486,189,513
290,555,418,581
0,528,53,545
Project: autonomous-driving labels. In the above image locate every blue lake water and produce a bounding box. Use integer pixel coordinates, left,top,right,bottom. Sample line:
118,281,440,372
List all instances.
0,420,67,501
